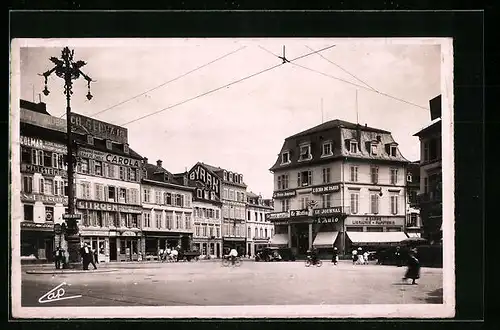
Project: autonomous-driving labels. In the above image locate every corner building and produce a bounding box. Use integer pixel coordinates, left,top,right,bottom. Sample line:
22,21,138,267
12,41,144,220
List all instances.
269,120,409,256
246,192,274,257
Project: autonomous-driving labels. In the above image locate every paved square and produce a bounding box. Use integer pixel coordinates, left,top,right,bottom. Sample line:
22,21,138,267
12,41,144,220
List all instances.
21,260,443,306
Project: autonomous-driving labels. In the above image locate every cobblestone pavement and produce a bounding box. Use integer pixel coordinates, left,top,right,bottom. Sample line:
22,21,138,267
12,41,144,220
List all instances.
20,260,443,306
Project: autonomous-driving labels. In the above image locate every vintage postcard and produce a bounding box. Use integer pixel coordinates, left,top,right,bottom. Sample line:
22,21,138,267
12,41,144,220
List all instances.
10,37,454,318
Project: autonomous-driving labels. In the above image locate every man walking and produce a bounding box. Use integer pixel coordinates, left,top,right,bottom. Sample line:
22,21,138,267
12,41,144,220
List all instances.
331,247,339,265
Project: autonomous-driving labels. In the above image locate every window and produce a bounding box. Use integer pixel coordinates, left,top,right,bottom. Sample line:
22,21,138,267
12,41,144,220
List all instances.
322,194,331,208
370,194,380,214
350,141,358,153
119,188,126,202
216,210,220,219
31,149,44,166
155,191,162,204
197,189,202,198
260,213,263,221
43,152,52,168
80,182,91,199
260,228,263,238
299,144,311,161
350,166,358,182
95,184,103,201
155,211,162,229
429,138,438,161
21,147,31,164
424,177,429,193
195,226,201,237
371,143,378,155
119,166,126,180
164,192,172,205
175,194,183,207
129,189,138,204
407,213,418,227
166,212,173,229
228,190,234,200
210,191,215,201
38,178,45,194
407,173,412,182
254,228,258,238
223,171,227,181
248,227,251,238
87,135,94,145
204,191,209,200
350,193,359,214
128,168,136,181
223,188,228,199
23,204,34,221
390,169,398,185
277,174,289,190
322,167,331,183
80,159,89,174
322,142,333,156
51,153,60,168
94,161,102,176
281,199,290,212
370,166,379,184
265,228,268,238
124,144,129,154
229,173,233,182
297,170,312,187
22,176,33,193
106,140,112,150
143,188,150,203
281,151,290,164
54,180,63,196
300,196,310,210
390,145,397,157
176,214,182,228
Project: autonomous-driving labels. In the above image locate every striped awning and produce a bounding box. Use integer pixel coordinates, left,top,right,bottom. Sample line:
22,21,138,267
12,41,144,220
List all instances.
313,231,339,248
270,234,289,246
346,231,409,245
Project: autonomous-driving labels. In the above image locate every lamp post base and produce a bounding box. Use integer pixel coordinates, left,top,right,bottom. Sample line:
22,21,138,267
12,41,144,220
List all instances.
63,234,81,268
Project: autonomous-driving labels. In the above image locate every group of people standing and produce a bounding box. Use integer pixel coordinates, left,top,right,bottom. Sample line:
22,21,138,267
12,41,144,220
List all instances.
79,242,99,270
158,246,180,262
351,247,370,265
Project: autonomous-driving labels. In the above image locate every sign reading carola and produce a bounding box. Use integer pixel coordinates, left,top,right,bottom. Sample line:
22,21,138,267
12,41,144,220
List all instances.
105,154,140,167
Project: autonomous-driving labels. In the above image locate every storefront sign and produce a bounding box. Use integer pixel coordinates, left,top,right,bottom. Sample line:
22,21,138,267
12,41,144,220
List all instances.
78,148,141,168
273,190,296,199
21,222,54,230
63,214,81,220
312,184,340,194
71,113,128,144
21,164,67,177
273,221,289,225
313,217,340,224
121,231,137,237
346,216,404,226
20,136,67,153
266,212,290,220
76,200,142,213
290,209,310,217
313,207,342,216
80,230,109,236
20,109,67,132
21,193,68,205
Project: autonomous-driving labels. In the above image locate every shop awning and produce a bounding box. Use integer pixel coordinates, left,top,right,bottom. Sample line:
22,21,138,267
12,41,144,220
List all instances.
313,231,339,248
270,234,289,246
346,231,409,245
407,232,421,238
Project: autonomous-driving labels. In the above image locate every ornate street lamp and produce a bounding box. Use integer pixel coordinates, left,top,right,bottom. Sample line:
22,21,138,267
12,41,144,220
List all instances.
40,47,94,266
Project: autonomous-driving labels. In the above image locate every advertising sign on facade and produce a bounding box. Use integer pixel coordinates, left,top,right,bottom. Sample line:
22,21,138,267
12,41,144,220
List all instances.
290,209,310,217
189,164,220,194
78,148,141,168
21,164,67,177
266,211,290,220
21,222,54,231
21,193,68,205
76,200,142,213
272,190,296,199
312,207,342,216
20,136,67,153
346,216,404,226
312,184,340,194
20,109,67,132
71,113,128,144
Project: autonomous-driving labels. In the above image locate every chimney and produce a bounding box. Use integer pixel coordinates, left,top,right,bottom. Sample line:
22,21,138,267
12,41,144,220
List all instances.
143,157,148,164
365,123,367,127
157,160,162,167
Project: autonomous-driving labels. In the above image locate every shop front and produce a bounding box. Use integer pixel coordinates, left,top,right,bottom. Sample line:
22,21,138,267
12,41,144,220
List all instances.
222,237,246,256
142,231,192,260
192,237,221,258
80,230,109,263
20,222,55,261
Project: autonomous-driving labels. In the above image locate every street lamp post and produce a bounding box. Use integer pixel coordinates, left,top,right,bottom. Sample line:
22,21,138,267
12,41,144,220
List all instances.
41,47,93,267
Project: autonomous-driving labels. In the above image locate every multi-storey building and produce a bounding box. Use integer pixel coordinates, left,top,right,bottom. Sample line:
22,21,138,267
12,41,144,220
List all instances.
406,160,422,237
197,163,247,255
186,163,223,258
414,95,442,244
19,100,68,262
246,192,274,257
268,119,409,255
140,160,194,258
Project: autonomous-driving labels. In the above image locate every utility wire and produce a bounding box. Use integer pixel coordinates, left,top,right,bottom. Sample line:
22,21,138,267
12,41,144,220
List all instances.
304,45,378,92
80,46,247,120
120,44,337,127
291,62,429,110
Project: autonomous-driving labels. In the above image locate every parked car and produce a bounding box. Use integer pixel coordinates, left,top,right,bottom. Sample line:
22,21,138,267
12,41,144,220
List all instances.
178,250,201,262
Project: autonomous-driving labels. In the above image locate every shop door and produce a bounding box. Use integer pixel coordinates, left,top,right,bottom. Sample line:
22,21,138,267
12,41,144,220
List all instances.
109,239,117,261
45,238,54,262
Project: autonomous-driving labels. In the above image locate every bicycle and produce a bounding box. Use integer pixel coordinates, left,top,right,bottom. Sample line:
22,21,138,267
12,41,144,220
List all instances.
222,256,242,267
305,256,323,267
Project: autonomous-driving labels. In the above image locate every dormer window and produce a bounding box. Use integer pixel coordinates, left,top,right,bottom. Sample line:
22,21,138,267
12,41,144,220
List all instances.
370,142,378,155
86,135,94,145
239,174,243,183
123,143,129,154
349,140,358,153
223,171,227,181
281,151,290,164
299,144,312,161
390,145,397,157
322,141,333,156
229,172,233,182
197,189,202,198
235,174,239,183
106,140,113,150
407,173,412,182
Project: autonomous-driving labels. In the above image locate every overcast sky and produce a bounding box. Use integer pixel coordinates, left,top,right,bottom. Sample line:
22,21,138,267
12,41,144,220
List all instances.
18,38,442,198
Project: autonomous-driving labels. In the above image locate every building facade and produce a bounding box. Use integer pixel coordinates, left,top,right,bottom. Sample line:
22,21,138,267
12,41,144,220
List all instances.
246,192,274,257
414,95,442,244
187,162,223,258
406,161,422,237
198,163,247,256
141,160,195,258
268,120,409,256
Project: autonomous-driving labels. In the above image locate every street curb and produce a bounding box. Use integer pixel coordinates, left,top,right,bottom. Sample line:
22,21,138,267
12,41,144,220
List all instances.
26,269,119,274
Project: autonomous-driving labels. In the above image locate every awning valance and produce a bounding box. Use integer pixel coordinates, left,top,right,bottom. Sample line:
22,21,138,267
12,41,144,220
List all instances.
270,234,289,246
407,232,421,238
346,231,408,245
313,231,339,248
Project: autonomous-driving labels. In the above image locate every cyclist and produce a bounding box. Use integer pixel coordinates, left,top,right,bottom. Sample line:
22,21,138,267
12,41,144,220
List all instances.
229,246,238,265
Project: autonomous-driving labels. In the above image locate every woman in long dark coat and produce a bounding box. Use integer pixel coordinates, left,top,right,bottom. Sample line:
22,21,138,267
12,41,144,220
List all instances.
403,249,421,284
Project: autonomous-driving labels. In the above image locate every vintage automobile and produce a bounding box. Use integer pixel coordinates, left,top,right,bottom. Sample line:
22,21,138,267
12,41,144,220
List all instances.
178,250,201,262
255,247,296,262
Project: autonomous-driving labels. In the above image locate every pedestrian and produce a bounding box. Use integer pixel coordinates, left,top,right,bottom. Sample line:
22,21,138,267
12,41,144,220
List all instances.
93,249,99,264
158,248,164,262
171,248,179,262
79,242,92,270
352,248,358,264
395,246,402,267
363,251,369,265
403,248,421,285
331,247,338,265
89,247,98,270
53,247,63,269
165,246,171,262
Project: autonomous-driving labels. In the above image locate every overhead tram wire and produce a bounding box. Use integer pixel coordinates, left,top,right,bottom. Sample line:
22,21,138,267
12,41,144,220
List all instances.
304,45,378,92
75,46,247,120
258,45,429,111
119,44,337,127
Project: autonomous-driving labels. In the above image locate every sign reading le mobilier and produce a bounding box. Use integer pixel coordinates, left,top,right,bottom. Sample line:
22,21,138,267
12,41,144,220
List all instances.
71,113,128,144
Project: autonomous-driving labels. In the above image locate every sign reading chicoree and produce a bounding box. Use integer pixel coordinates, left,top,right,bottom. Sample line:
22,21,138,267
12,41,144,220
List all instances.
21,192,68,205
312,184,340,194
21,164,67,177
78,148,141,168
71,113,128,144
346,216,404,226
76,200,142,213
